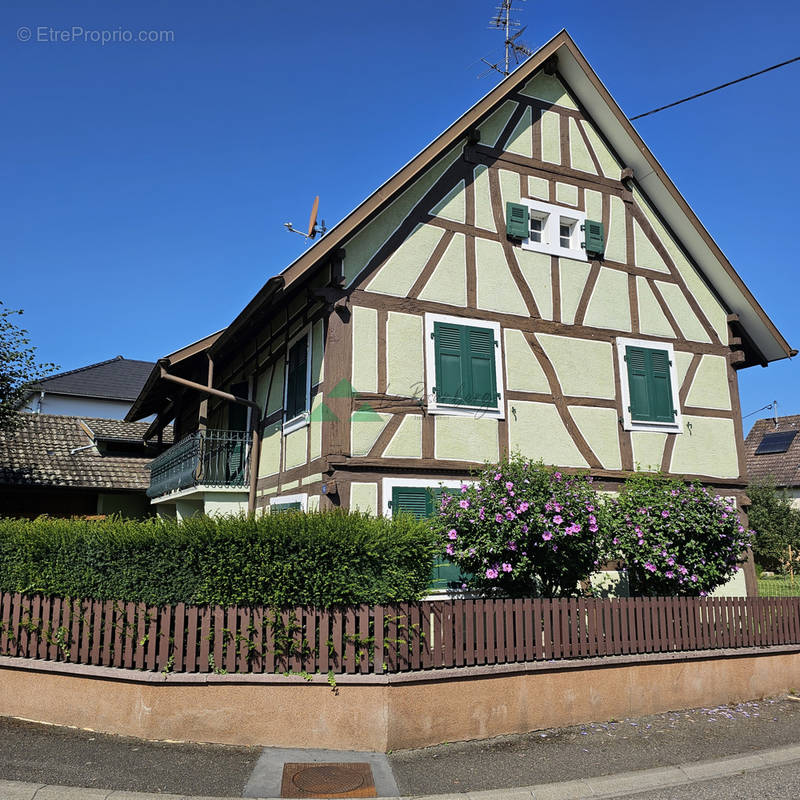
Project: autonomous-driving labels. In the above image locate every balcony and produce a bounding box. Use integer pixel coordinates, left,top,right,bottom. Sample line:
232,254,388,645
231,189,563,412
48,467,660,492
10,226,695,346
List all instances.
147,429,251,499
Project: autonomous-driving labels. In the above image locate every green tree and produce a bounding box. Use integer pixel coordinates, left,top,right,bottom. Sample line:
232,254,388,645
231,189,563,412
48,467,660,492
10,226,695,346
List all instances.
0,303,57,431
747,482,800,572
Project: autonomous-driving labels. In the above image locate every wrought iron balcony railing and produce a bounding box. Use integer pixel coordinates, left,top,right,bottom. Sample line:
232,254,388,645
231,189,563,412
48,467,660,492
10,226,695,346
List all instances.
146,429,250,499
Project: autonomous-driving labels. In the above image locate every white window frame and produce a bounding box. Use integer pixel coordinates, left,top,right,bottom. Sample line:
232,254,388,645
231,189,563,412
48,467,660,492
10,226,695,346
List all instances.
269,492,308,512
519,198,587,261
423,312,505,420
283,325,312,435
616,336,683,434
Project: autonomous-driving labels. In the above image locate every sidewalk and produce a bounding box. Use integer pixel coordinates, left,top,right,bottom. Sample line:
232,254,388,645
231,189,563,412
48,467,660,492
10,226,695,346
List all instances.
0,696,799,798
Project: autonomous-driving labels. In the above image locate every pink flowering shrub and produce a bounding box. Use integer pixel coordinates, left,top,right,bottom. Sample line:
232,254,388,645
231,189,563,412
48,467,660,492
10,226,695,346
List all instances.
432,457,603,597
604,473,753,596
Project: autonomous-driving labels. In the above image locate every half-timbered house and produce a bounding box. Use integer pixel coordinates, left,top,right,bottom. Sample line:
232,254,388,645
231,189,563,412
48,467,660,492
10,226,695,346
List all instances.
128,32,793,593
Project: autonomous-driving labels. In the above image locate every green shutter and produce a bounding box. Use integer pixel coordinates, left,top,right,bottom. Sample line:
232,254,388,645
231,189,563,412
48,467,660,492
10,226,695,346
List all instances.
272,501,302,513
433,322,497,409
583,219,604,256
433,322,466,405
286,338,308,419
466,326,497,408
626,345,675,424
506,202,529,239
391,486,433,520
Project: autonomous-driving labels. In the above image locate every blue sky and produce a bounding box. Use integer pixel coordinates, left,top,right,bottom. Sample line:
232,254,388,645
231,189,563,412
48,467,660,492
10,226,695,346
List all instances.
2,0,798,433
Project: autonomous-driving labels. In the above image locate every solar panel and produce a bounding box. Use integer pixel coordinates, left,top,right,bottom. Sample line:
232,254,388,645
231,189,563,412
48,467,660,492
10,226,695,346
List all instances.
755,431,798,455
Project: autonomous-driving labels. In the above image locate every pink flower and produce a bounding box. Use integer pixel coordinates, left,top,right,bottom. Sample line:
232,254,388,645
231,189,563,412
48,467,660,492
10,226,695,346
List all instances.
661,510,670,518
517,501,529,513
644,562,657,573
478,507,486,520
448,529,458,540
553,514,563,525
554,472,562,480
485,568,499,579
507,541,517,551
542,531,553,541
459,499,470,509
495,513,504,523
505,481,514,490
502,563,513,572
494,473,502,481
505,510,516,521
445,544,455,555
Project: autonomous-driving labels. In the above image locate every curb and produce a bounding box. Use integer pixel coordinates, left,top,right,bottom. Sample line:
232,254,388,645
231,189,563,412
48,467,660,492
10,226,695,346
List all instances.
3,743,800,799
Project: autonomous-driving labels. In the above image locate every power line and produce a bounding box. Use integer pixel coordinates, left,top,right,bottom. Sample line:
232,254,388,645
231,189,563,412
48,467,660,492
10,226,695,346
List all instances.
742,402,777,420
630,55,800,120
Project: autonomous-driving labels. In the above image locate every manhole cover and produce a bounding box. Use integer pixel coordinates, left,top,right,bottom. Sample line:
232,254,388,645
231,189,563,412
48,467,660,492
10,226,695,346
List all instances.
281,762,376,798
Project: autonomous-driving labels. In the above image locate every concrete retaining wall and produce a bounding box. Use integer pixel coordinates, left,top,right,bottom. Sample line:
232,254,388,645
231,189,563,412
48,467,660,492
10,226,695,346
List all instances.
1,648,799,752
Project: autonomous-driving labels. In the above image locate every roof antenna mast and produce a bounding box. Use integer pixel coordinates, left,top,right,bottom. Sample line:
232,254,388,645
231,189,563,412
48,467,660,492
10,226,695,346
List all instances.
479,0,533,79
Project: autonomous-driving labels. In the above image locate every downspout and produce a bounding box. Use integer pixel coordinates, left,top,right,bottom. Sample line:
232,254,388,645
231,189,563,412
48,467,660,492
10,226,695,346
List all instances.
158,365,263,516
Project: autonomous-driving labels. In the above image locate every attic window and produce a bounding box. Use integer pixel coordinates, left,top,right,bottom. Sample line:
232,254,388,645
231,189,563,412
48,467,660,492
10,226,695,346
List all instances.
755,431,797,455
513,198,588,261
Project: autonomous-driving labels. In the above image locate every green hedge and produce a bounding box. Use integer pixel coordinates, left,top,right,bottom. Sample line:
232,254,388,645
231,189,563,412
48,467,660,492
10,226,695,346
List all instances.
0,512,437,607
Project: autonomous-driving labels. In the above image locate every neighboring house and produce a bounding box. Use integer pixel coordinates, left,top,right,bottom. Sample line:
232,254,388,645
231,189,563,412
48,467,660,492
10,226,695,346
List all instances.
22,356,155,420
0,414,171,518
128,32,793,595
744,415,800,507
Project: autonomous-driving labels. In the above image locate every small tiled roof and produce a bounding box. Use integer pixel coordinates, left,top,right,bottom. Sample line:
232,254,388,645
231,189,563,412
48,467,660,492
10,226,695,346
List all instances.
31,356,155,401
744,414,800,487
0,414,166,491
86,417,173,444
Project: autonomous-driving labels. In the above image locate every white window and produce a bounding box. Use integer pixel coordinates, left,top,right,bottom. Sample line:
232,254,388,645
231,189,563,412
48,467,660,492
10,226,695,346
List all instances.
520,199,587,260
283,326,312,434
615,337,683,434
423,312,505,420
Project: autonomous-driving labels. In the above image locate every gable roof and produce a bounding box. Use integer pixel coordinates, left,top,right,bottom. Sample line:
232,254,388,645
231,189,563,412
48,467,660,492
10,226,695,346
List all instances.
31,356,155,402
744,414,800,487
125,330,223,424
0,414,169,492
210,30,792,367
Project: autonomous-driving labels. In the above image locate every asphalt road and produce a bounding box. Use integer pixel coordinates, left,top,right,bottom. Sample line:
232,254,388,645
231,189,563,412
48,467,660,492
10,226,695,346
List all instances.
388,697,800,795
624,759,800,800
0,717,260,796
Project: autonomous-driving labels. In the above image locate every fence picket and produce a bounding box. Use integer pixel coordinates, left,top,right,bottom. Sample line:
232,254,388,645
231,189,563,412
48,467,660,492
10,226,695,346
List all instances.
410,603,422,670
198,606,211,673
158,606,172,673
173,603,186,673
185,605,199,673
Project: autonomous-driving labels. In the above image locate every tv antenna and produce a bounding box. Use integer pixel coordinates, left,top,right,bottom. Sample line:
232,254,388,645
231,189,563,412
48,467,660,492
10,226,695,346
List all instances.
284,195,327,241
479,0,533,79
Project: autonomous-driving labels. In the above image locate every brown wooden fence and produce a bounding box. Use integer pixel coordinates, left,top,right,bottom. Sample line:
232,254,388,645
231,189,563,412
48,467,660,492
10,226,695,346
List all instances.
1,592,799,676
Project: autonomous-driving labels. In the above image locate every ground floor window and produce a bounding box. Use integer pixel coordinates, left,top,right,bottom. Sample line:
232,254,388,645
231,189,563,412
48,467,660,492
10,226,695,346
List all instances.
384,480,469,593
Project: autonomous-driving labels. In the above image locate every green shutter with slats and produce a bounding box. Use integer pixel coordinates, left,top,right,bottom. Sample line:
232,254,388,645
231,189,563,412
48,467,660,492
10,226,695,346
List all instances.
506,202,529,239
391,486,432,519
285,338,308,419
433,322,497,409
583,219,604,256
272,501,302,513
625,345,675,424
